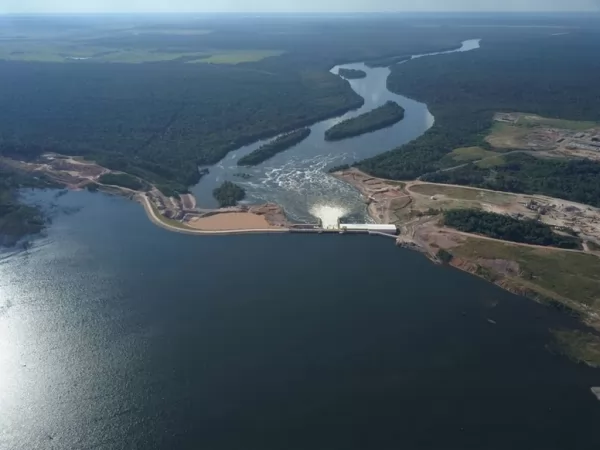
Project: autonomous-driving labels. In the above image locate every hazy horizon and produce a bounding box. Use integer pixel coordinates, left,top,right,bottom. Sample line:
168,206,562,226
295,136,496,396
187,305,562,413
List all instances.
2,0,600,14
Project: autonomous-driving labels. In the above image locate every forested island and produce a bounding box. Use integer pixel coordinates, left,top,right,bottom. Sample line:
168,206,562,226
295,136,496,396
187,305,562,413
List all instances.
338,68,367,79
325,101,405,141
237,128,311,166
213,181,246,207
443,209,582,250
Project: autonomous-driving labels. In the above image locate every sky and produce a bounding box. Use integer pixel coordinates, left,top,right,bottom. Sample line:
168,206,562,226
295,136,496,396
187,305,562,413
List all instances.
2,0,600,14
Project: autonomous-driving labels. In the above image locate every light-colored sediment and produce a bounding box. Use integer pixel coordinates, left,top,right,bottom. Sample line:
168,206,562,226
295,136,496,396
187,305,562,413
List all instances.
187,212,276,231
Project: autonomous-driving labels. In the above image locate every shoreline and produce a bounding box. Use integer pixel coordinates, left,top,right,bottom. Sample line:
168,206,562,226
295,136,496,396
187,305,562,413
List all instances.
138,193,291,236
333,167,600,333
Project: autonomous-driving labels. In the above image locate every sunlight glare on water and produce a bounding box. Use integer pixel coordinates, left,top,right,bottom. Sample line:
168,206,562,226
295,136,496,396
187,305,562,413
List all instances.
310,204,348,229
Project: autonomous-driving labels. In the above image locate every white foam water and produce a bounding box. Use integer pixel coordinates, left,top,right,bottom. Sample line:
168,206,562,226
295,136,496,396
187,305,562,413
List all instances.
309,204,348,229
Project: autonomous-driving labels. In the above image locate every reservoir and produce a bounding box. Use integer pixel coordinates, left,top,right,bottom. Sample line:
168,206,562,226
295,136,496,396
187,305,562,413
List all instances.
1,190,599,449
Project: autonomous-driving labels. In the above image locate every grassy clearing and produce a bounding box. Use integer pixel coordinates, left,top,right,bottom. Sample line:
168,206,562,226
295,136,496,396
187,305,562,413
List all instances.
486,122,529,149
189,50,285,64
551,329,600,368
515,114,597,130
452,238,600,309
449,146,498,162
410,183,513,205
476,155,506,168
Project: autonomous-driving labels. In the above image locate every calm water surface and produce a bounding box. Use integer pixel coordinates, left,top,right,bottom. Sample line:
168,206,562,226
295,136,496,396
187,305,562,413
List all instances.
1,190,599,450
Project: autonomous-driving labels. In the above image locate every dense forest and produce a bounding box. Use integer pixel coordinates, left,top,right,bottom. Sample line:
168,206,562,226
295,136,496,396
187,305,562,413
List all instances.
98,173,148,191
443,209,582,250
237,128,311,166
424,153,600,208
357,33,600,181
0,62,362,194
213,181,246,207
338,68,367,79
325,101,405,141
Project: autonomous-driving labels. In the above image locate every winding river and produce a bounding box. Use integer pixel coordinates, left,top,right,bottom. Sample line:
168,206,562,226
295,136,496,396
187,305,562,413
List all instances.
191,39,480,226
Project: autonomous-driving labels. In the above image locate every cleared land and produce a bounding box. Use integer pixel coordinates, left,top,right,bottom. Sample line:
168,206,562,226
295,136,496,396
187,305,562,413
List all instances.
446,146,499,162
187,212,275,230
488,113,600,161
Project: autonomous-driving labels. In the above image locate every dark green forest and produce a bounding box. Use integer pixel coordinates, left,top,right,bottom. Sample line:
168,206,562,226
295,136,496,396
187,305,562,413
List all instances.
213,181,246,207
238,128,311,166
424,153,600,208
338,68,367,79
357,33,600,181
0,62,362,193
443,209,582,249
325,101,405,141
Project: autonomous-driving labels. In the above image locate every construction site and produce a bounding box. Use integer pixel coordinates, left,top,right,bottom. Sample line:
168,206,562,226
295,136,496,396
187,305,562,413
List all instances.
492,112,600,161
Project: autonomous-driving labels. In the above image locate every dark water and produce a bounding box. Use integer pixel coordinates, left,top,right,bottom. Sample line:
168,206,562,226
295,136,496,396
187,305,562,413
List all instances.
191,40,480,224
1,190,599,450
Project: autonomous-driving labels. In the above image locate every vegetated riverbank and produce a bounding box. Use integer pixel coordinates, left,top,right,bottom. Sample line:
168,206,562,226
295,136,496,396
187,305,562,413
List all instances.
237,128,311,166
325,101,405,141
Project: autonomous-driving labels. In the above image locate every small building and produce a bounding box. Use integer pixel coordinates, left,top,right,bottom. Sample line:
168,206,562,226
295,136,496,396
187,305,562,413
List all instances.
339,223,398,235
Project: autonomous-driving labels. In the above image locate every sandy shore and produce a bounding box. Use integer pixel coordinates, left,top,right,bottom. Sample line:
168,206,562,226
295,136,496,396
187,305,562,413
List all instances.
187,212,279,231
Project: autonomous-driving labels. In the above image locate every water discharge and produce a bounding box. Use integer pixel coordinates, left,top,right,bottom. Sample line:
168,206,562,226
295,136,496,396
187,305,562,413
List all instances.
309,204,349,229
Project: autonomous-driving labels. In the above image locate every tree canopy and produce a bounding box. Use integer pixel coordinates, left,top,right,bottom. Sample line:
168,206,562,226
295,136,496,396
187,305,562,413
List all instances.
325,101,405,141
443,209,582,249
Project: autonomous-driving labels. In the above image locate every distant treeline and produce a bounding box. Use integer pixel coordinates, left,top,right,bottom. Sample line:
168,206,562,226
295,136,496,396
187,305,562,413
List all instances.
443,209,582,250
357,33,600,185
213,181,246,207
325,101,405,141
425,153,600,208
238,128,311,166
338,68,367,79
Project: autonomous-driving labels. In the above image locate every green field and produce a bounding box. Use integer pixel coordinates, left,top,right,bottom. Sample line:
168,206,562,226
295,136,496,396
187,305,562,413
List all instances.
411,183,513,205
449,146,499,162
515,114,597,130
452,238,600,309
189,50,285,64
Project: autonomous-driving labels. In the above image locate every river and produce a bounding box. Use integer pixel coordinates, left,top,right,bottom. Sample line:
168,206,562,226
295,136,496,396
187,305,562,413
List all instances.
191,39,480,225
